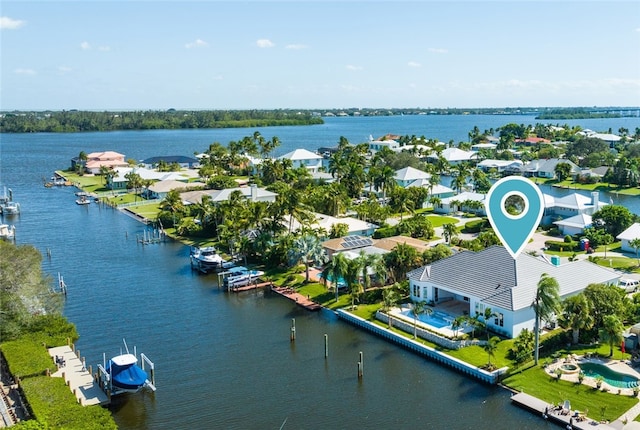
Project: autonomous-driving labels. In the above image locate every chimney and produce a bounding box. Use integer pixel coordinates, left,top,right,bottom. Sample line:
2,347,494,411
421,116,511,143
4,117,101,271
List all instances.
250,184,258,202
591,191,599,206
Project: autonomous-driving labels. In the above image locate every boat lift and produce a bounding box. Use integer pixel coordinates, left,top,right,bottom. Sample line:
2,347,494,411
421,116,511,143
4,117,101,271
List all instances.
96,340,156,397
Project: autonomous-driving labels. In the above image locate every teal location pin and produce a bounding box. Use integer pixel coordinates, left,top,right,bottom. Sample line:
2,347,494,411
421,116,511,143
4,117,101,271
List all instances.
485,176,544,259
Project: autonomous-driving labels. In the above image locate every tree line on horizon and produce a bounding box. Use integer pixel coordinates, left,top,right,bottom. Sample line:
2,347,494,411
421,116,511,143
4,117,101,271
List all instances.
0,109,324,133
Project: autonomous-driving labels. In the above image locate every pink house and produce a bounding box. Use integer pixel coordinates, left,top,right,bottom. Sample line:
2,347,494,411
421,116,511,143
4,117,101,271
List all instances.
83,151,128,174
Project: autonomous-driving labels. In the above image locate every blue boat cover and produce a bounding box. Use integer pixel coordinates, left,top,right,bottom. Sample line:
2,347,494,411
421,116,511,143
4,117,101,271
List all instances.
107,360,148,390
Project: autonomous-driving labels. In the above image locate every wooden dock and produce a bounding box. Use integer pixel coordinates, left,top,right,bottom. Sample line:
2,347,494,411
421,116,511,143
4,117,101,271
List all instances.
510,392,617,429
228,281,273,293
271,286,322,311
48,346,109,406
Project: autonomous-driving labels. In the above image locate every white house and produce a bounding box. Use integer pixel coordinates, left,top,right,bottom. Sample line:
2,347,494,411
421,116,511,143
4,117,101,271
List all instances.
428,147,476,165
146,180,204,200
284,213,378,237
542,191,606,224
553,214,592,236
408,246,620,338
578,129,622,148
278,148,323,172
477,159,523,173
181,184,277,205
434,192,486,215
394,166,431,188
520,158,581,179
617,223,640,254
368,138,400,153
471,143,497,152
108,167,199,190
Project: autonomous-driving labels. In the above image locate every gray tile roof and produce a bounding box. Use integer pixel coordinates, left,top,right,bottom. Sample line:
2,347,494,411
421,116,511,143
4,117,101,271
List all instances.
408,245,619,311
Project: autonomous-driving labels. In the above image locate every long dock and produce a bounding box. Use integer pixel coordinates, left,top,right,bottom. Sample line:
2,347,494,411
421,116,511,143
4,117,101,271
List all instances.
228,281,273,293
47,346,109,406
510,392,618,429
271,286,322,311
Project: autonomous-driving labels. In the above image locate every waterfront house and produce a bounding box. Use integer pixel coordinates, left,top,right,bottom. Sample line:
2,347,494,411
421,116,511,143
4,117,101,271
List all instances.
368,137,400,153
577,129,622,148
77,151,128,174
541,191,606,225
477,159,523,174
394,166,431,188
617,223,640,254
519,158,581,179
181,184,277,205
142,155,200,169
470,143,497,152
553,213,592,236
107,167,198,190
322,234,429,259
146,180,204,200
408,245,620,338
278,148,323,172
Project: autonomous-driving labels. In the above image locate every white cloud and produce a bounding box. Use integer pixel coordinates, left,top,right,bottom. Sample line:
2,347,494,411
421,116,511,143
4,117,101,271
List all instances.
256,39,275,48
346,65,363,71
185,39,208,49
408,61,421,68
0,16,26,30
428,48,448,54
14,68,36,75
635,28,640,32
80,41,91,50
285,44,308,50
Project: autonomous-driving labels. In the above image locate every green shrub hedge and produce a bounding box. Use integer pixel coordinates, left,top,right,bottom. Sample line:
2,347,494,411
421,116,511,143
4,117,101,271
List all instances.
1,339,54,378
462,219,489,234
544,240,578,252
20,376,116,430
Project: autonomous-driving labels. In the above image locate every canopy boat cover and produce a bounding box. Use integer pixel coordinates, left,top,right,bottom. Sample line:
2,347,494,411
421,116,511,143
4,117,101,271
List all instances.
106,353,149,391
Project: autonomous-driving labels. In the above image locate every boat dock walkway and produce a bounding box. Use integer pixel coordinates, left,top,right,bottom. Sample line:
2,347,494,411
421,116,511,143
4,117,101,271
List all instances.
271,286,322,311
510,392,620,429
228,281,273,293
47,346,109,406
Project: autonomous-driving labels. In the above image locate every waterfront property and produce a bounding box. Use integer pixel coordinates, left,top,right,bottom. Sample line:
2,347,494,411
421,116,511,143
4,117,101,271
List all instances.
408,245,620,339
277,148,323,172
76,151,128,174
617,223,640,254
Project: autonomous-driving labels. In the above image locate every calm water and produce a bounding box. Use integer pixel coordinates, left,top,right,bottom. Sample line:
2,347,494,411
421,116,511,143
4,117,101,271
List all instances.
2,114,639,429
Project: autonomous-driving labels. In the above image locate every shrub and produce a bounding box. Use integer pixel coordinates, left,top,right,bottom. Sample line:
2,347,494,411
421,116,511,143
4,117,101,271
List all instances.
462,219,489,234
1,340,55,378
544,240,578,252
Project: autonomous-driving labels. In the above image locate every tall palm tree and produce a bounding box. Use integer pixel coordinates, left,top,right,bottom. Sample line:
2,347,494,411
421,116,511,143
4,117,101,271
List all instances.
288,235,327,283
411,300,432,339
322,252,348,302
532,273,561,365
599,315,624,357
560,294,594,345
344,257,364,309
359,252,387,292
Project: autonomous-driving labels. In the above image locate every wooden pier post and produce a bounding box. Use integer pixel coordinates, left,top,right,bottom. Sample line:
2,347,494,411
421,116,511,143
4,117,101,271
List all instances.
324,334,328,358
358,351,363,378
290,318,296,342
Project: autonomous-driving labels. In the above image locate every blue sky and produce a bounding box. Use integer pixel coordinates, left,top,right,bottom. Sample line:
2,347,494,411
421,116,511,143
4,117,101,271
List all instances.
2,1,639,110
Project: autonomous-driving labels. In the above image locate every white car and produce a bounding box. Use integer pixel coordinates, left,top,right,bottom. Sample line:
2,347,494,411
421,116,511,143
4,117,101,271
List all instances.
619,279,640,293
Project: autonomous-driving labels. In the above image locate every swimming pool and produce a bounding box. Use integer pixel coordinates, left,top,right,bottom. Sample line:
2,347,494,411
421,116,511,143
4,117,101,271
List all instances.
401,309,453,329
580,362,640,388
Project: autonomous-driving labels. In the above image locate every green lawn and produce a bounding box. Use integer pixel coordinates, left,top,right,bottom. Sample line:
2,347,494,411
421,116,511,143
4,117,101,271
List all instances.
127,202,162,219
532,177,640,196
426,215,459,227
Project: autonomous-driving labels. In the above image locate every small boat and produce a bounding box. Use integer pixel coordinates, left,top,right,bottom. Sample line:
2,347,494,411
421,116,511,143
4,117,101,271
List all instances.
2,201,20,215
101,339,156,394
76,196,91,205
190,246,227,273
0,224,15,241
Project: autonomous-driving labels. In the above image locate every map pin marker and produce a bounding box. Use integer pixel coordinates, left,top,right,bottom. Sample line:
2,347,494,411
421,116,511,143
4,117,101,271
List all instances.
485,176,544,259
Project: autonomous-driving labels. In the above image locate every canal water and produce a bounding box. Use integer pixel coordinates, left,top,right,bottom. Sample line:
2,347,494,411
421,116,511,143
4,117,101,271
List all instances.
2,114,638,429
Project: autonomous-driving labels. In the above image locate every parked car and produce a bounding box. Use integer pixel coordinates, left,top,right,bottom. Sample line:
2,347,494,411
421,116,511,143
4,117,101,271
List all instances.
619,278,640,293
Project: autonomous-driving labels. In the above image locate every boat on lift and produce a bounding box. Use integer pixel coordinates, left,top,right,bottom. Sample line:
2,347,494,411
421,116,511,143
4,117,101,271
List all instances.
99,339,156,395
0,224,15,241
190,246,228,273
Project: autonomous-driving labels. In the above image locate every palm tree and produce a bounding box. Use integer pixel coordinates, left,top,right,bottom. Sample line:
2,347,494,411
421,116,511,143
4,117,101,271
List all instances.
560,294,593,345
382,286,400,327
344,257,364,309
442,223,459,244
359,251,387,292
322,252,348,302
532,273,561,365
287,235,327,283
411,300,432,339
452,315,466,339
629,238,640,267
484,336,500,369
599,315,624,357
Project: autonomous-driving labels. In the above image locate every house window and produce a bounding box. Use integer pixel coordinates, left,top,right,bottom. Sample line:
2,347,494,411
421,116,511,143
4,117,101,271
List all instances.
463,296,469,302
494,313,504,327
412,284,421,298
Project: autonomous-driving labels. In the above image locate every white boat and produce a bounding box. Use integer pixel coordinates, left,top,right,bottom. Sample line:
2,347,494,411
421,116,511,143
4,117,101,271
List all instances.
2,201,20,215
0,224,15,241
222,266,265,289
190,246,227,273
76,196,91,205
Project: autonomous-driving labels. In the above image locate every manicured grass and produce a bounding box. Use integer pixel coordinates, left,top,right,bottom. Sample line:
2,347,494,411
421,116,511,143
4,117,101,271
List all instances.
503,366,638,422
425,215,459,227
591,256,640,273
57,170,105,191
127,202,162,219
105,193,143,205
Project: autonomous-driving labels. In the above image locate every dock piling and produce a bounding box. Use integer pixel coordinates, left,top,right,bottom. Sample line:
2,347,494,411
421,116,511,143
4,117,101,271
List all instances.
324,334,328,358
290,318,296,342
358,351,364,378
